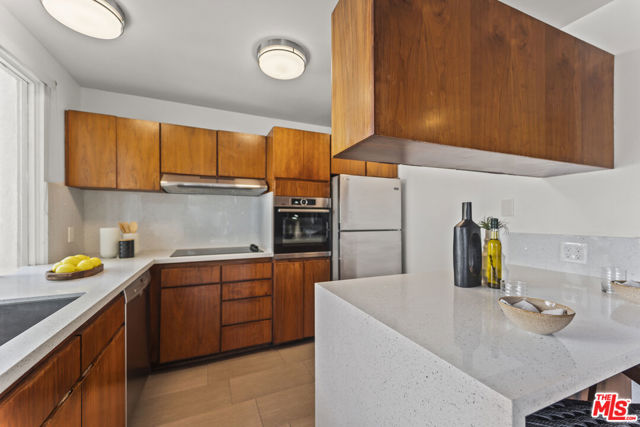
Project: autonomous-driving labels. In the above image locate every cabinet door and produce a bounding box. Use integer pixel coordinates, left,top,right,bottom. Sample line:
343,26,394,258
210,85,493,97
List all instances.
66,111,116,188
161,124,217,176
218,131,266,178
82,327,125,427
270,127,305,179
302,132,331,181
159,284,221,363
303,258,331,338
331,158,366,176
116,118,160,191
0,337,81,426
366,162,398,178
43,386,81,427
273,261,304,344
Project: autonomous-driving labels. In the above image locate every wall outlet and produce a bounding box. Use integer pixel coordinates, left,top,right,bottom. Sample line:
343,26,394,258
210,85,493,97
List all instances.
561,242,587,264
67,226,74,244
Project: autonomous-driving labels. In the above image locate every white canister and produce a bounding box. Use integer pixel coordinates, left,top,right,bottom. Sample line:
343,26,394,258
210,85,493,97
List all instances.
122,233,139,256
100,227,120,258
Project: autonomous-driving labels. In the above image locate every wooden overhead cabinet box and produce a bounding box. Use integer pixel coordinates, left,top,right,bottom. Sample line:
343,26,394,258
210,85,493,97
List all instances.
331,0,614,177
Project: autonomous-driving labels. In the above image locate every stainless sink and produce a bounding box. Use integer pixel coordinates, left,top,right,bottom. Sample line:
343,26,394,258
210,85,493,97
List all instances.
0,294,83,346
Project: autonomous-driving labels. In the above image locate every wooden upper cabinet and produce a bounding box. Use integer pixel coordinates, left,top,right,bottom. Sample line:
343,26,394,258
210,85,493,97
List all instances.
218,131,266,179
331,0,614,177
302,131,331,181
268,127,305,180
268,127,331,182
332,158,366,176
66,111,117,188
161,123,217,177
366,162,397,178
116,118,160,191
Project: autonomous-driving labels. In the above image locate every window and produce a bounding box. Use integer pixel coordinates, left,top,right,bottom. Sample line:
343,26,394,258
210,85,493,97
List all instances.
0,53,47,274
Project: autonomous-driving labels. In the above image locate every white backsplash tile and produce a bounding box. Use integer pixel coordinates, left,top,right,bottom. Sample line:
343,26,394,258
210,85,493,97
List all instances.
508,232,640,279
82,190,270,254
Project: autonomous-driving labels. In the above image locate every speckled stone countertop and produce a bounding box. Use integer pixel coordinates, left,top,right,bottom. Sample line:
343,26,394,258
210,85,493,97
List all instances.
0,249,273,393
315,266,640,427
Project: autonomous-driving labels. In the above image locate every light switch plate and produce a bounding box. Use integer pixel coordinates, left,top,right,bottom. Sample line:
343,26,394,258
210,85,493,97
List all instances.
67,226,74,243
501,199,515,217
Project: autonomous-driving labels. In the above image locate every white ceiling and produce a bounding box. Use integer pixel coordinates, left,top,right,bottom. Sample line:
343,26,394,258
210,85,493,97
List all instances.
1,0,638,127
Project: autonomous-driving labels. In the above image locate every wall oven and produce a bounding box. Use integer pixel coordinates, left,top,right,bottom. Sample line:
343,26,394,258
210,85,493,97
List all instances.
274,196,331,259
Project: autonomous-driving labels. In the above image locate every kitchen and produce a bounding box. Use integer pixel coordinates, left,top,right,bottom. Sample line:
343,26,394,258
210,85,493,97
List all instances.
0,0,639,426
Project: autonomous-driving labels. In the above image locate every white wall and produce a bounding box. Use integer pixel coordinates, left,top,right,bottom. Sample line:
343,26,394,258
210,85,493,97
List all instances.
79,88,331,135
402,47,640,274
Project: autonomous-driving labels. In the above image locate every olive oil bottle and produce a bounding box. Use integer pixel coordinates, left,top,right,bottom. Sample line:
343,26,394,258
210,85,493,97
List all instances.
485,218,502,289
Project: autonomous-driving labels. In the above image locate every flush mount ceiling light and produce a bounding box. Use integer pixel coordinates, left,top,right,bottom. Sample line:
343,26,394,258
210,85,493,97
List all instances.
41,0,125,40
256,39,308,80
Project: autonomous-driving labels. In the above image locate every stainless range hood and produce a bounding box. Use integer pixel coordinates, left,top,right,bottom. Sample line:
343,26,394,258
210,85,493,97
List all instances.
160,174,268,196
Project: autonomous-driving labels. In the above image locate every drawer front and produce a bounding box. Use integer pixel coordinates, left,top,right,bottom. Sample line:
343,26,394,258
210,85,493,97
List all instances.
80,295,124,371
0,336,81,427
222,296,272,325
161,265,220,288
221,262,272,282
221,320,272,352
222,279,272,300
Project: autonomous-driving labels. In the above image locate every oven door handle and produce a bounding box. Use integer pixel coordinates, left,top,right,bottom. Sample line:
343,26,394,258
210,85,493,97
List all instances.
276,208,331,214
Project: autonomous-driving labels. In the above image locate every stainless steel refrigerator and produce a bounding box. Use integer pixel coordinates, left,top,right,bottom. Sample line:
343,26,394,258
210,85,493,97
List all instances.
331,175,402,280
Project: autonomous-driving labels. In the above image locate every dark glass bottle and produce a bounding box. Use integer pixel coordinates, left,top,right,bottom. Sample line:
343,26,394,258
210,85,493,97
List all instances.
453,202,482,287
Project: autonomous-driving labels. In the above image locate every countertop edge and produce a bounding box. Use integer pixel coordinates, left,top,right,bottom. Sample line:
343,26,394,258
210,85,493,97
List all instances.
0,251,274,394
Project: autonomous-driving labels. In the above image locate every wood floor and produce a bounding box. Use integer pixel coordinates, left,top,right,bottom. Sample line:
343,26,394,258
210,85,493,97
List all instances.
130,341,315,427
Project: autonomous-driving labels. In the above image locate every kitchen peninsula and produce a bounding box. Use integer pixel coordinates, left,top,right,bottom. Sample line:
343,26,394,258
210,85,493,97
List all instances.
315,266,640,427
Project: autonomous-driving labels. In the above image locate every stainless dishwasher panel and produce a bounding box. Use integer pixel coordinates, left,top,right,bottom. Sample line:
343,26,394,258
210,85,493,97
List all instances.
125,270,151,424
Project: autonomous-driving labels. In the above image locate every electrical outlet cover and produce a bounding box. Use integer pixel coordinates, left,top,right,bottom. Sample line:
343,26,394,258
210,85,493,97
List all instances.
561,242,587,264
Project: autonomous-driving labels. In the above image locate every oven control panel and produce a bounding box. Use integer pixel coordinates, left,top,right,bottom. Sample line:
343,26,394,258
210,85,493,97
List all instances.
291,198,316,206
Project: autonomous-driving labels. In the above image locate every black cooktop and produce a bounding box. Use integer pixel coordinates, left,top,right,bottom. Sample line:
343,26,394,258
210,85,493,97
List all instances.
170,245,261,257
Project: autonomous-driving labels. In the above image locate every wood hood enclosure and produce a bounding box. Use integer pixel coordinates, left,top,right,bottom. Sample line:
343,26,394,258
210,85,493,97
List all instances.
331,0,614,177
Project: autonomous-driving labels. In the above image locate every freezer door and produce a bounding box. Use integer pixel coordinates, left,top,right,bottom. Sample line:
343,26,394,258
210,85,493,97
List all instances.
339,230,402,280
339,175,401,231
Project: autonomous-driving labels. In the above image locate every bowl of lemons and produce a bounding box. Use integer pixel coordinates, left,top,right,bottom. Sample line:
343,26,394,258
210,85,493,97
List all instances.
46,254,103,281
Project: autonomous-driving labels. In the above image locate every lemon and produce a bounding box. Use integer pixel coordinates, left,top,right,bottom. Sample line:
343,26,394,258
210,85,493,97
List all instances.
77,260,94,271
74,254,90,261
61,256,81,266
55,263,77,273
52,261,63,271
89,257,102,267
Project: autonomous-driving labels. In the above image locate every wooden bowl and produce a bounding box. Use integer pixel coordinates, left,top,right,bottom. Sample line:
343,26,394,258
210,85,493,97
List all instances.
46,264,104,281
498,296,575,335
612,280,640,304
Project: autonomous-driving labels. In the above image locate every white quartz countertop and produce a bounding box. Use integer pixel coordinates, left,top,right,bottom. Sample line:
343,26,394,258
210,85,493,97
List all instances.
318,266,640,419
0,249,273,393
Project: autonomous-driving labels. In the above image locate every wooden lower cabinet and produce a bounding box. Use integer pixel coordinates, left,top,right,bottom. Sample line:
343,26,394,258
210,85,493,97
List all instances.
221,320,272,352
274,258,331,344
0,336,81,426
43,385,81,427
273,260,305,344
81,327,125,427
303,258,331,338
159,284,221,363
0,293,125,427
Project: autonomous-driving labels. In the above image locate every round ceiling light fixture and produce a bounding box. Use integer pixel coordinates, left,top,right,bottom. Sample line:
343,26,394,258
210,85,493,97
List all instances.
41,0,125,40
256,39,308,80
